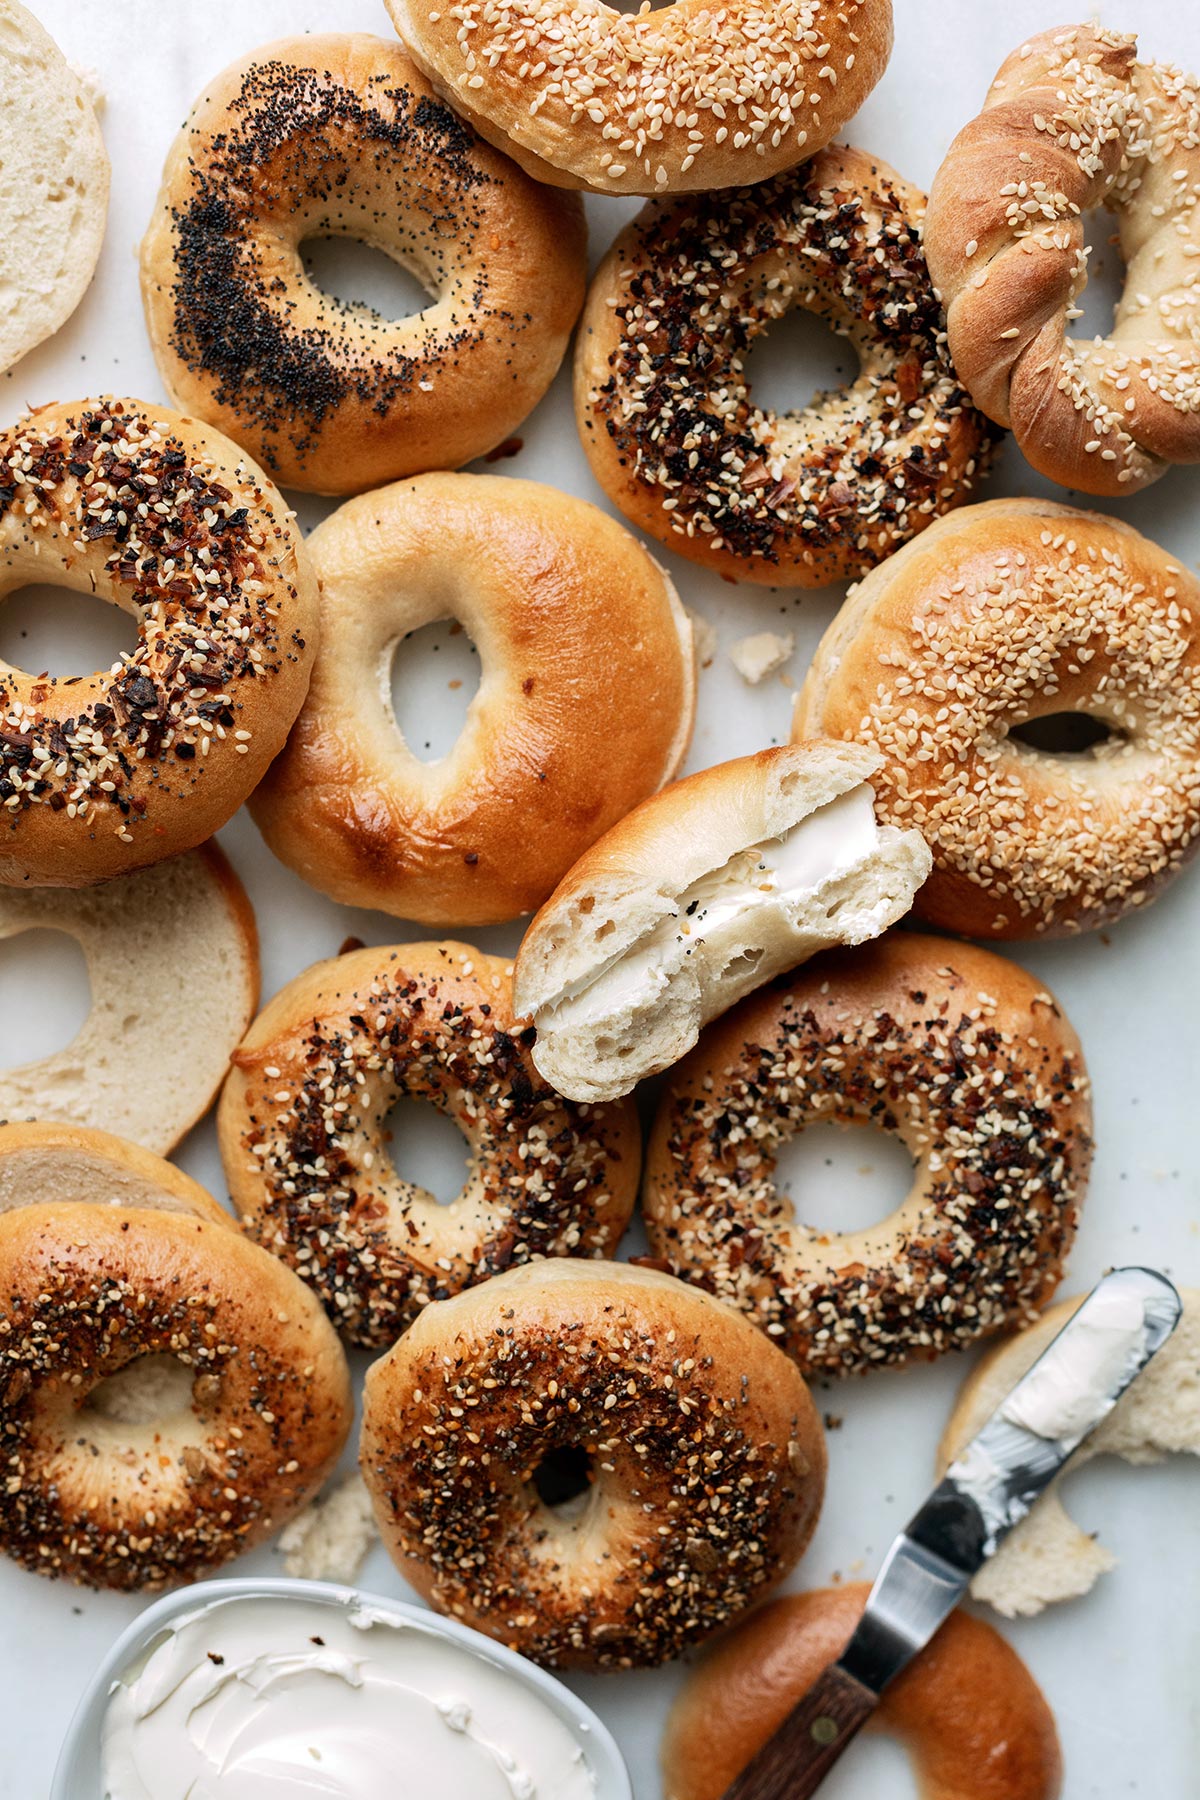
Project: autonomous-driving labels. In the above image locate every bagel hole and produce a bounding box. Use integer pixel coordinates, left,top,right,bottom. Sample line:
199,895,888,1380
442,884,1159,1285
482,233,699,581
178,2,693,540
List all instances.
1008,712,1124,756
388,619,481,763
382,1094,472,1206
0,582,137,681
0,928,91,1066
740,306,853,418
773,1119,915,1234
302,236,433,322
816,1737,918,1800
1070,212,1127,342
82,1354,197,1426
531,1444,593,1517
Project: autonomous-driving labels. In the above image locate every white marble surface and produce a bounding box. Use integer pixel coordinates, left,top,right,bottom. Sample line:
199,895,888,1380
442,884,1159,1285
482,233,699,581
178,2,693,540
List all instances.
1,1,1198,1794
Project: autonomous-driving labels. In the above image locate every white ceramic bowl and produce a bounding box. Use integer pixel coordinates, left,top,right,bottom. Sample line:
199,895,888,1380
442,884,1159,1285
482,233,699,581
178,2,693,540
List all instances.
52,1575,634,1800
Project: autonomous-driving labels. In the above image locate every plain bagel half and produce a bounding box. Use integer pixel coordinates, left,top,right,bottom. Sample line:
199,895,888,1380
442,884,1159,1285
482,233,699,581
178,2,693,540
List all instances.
512,742,931,1102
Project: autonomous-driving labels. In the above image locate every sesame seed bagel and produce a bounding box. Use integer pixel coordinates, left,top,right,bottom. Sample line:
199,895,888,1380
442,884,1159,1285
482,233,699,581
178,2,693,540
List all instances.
575,145,997,586
925,25,1200,496
140,35,587,495
0,1122,233,1229
360,1259,826,1668
794,497,1200,938
643,933,1092,1378
0,843,258,1155
384,0,892,197
661,1584,1062,1800
0,1201,352,1589
250,473,695,925
218,942,640,1349
0,398,317,887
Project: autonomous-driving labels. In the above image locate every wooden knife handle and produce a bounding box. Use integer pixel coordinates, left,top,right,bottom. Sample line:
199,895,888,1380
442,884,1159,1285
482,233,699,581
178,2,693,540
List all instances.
720,1662,878,1800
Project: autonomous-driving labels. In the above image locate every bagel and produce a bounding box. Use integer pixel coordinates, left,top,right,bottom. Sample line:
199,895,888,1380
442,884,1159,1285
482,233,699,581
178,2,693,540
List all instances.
924,24,1200,496
0,842,258,1155
661,1584,1062,1800
643,933,1091,1377
360,1259,826,1668
0,398,317,887
794,497,1200,938
574,145,997,587
0,1200,352,1589
0,2,109,373
511,742,931,1103
939,1289,1200,1618
250,474,695,925
385,0,893,196
218,941,640,1348
140,35,587,495
0,1122,232,1229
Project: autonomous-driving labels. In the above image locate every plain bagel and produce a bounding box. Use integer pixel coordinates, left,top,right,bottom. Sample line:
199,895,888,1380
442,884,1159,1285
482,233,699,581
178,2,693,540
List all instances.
0,1122,233,1229
575,145,997,586
219,941,640,1347
661,1584,1062,1800
0,398,317,887
643,933,1092,1378
512,742,931,1103
0,1201,352,1589
794,497,1200,937
361,1259,826,1668
140,35,587,494
384,0,893,197
250,474,695,925
924,24,1200,495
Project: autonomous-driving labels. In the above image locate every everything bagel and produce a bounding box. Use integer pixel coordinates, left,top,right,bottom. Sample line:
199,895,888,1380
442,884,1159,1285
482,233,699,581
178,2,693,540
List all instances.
0,398,317,887
575,146,997,585
643,933,1092,1377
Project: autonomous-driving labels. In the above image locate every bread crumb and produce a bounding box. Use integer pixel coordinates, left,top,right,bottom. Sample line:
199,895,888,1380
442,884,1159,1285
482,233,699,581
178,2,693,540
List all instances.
686,609,717,669
278,1473,379,1583
730,630,794,683
69,62,105,113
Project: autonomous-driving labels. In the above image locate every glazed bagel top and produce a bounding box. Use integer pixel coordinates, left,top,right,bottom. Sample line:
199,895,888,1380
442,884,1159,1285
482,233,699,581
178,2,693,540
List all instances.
575,145,996,586
0,398,317,887
140,35,587,494
795,497,1200,937
250,473,695,925
924,24,1200,495
385,0,894,196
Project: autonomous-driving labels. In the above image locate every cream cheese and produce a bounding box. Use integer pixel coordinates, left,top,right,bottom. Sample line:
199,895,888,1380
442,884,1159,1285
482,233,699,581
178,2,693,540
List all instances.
545,784,881,1028
999,1284,1152,1442
101,1594,597,1800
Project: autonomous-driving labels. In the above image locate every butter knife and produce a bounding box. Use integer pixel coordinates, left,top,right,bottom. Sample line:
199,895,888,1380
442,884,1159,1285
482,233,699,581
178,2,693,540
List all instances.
720,1266,1182,1800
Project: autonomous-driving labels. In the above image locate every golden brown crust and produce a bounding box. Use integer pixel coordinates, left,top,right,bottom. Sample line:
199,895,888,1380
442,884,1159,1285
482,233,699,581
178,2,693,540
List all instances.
0,398,317,887
361,1259,826,1668
385,0,892,196
575,146,997,587
218,941,641,1347
140,35,587,495
644,932,1091,1377
0,1122,234,1229
662,1584,1062,1800
924,24,1200,495
794,496,1200,937
0,1202,352,1589
250,473,695,924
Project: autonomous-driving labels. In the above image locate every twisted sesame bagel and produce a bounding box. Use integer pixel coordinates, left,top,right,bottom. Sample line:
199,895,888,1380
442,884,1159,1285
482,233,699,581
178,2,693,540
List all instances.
662,1584,1062,1800
794,497,1200,937
643,933,1092,1378
360,1259,826,1668
925,24,1200,496
251,474,695,925
0,399,316,887
218,942,639,1348
140,36,587,496
0,1123,232,1229
574,145,997,587
0,1201,351,1589
0,843,258,1155
385,0,892,197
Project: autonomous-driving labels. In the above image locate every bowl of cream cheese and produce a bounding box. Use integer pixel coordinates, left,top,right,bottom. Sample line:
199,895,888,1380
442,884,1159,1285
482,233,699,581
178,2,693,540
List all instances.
53,1577,633,1800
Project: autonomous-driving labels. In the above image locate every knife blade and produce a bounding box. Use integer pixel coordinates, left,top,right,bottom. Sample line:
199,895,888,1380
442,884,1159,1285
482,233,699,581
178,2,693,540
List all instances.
720,1266,1182,1800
